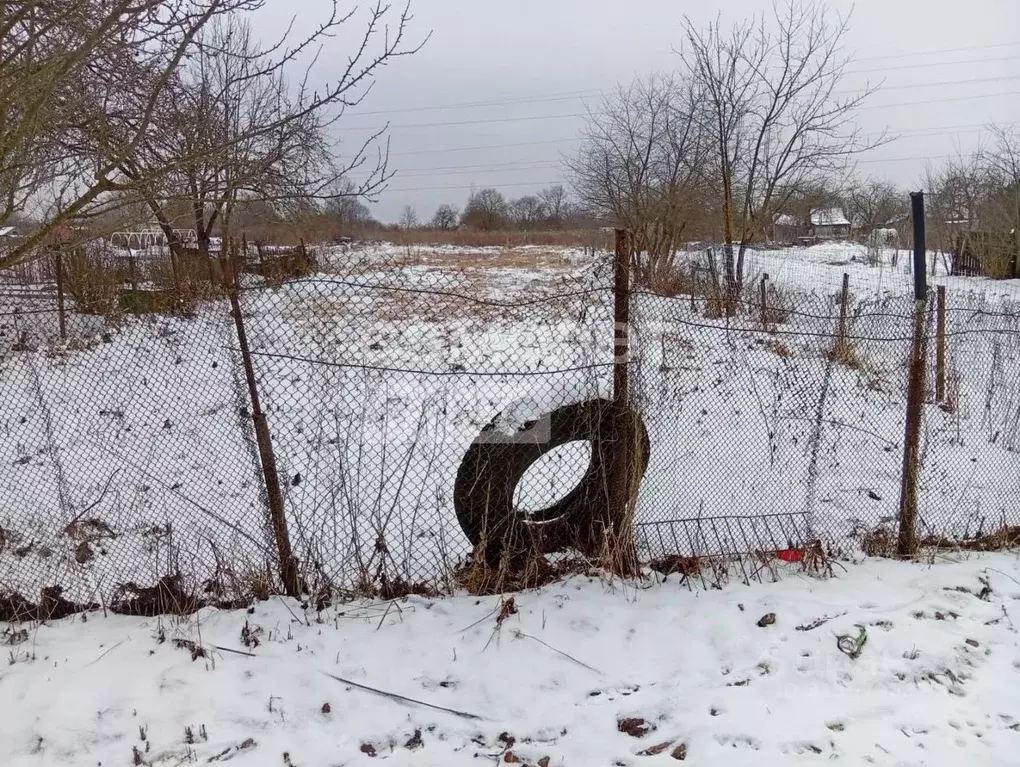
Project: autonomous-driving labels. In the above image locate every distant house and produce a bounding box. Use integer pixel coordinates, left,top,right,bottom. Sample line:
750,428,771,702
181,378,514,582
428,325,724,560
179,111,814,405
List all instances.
769,213,803,244
0,225,19,240
810,208,851,240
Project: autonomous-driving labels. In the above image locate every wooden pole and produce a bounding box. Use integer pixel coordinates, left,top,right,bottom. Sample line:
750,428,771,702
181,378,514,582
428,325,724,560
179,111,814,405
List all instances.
604,228,638,575
936,285,947,402
613,229,630,407
224,238,300,597
760,273,769,327
897,192,928,560
54,249,66,341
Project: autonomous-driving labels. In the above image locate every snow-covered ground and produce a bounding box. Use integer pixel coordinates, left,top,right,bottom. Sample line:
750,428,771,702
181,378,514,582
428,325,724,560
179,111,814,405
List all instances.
3,241,1020,603
3,553,1020,765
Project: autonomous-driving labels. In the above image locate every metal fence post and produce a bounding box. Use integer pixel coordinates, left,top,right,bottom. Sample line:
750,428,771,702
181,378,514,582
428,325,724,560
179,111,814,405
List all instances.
54,248,66,342
897,192,928,559
936,285,947,402
760,273,769,327
224,238,301,597
837,273,850,347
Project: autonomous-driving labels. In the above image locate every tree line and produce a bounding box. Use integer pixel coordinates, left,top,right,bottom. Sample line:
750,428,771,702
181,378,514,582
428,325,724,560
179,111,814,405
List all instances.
393,185,594,233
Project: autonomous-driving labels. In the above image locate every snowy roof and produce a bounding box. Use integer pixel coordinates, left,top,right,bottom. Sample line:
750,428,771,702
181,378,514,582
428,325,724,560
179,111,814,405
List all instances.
0,226,17,237
773,214,799,227
810,208,850,227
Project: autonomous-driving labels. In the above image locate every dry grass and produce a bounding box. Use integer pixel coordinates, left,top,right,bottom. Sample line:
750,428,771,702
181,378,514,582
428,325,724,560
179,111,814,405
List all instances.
455,550,592,596
763,338,794,358
392,229,608,250
829,338,865,369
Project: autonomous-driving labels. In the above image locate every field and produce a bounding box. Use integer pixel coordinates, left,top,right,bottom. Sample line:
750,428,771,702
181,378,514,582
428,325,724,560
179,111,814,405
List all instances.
2,241,1020,606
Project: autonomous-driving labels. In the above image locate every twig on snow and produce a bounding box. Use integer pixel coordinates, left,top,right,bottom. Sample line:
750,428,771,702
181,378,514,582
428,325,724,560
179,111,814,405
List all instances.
986,568,1020,590
375,600,394,631
512,630,603,675
323,671,484,721
213,645,258,658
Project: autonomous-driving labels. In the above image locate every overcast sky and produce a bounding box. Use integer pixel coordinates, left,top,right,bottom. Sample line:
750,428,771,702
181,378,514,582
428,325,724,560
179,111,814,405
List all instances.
252,0,1020,223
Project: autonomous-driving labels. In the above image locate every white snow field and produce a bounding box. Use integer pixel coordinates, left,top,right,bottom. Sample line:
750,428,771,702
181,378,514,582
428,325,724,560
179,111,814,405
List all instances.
3,553,1020,766
2,241,1020,602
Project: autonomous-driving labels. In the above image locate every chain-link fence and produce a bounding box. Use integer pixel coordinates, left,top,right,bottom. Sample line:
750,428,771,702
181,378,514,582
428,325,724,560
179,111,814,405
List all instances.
2,232,1020,614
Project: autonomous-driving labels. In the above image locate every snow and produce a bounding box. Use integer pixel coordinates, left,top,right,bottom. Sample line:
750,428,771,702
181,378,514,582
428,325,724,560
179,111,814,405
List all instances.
3,553,1020,765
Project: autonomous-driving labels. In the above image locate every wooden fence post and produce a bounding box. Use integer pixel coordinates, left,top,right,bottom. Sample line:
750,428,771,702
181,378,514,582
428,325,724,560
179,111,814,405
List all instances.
897,192,928,560
224,238,301,597
603,228,639,576
936,285,947,402
760,273,769,327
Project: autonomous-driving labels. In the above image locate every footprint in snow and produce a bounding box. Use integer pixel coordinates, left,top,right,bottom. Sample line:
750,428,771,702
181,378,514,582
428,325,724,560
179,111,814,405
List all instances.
714,734,760,750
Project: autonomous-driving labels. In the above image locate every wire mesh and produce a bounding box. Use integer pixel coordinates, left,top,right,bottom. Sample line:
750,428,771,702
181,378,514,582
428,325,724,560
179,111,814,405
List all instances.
2,236,1019,609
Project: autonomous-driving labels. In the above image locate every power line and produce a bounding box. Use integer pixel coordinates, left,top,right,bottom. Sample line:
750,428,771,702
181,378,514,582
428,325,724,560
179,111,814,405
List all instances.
396,162,562,179
863,89,1020,111
849,40,1020,62
388,138,578,157
382,141,1015,193
389,120,1019,167
345,86,1020,131
383,180,563,193
846,53,1020,76
348,51,1020,120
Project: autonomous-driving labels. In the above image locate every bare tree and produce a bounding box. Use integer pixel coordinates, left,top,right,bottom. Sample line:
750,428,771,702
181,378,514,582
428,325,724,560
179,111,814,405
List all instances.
460,188,507,231
508,195,546,230
982,124,1020,237
114,5,424,257
325,179,374,233
399,205,419,230
845,179,906,234
430,204,458,230
568,74,707,284
680,0,885,308
923,128,1020,278
538,185,569,227
0,0,271,266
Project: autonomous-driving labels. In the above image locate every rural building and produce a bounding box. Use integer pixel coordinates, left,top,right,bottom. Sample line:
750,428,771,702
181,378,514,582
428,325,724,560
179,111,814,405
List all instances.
949,221,1019,278
809,208,851,239
769,213,803,244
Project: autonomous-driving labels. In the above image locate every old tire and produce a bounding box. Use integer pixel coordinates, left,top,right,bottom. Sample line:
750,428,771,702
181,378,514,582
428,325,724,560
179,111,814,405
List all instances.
453,398,650,559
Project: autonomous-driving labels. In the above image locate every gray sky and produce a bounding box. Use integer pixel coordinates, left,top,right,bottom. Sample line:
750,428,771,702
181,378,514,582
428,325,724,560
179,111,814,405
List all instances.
254,0,1020,223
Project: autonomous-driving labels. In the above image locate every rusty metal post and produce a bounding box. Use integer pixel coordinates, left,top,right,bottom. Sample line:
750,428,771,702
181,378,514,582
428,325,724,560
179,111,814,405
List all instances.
224,239,300,596
837,272,850,347
936,285,947,402
897,192,928,559
54,249,66,341
760,273,769,327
